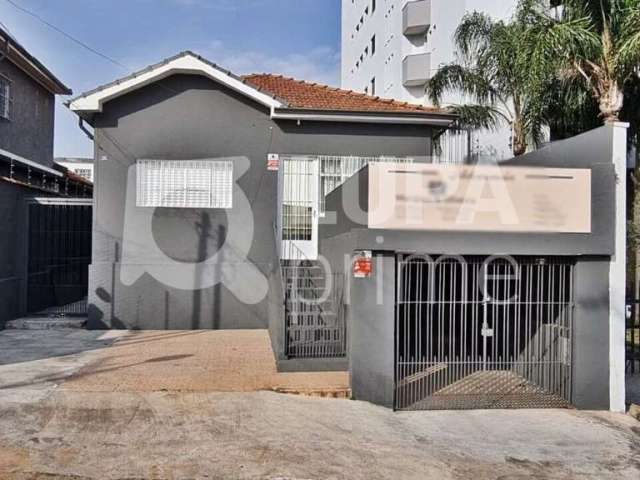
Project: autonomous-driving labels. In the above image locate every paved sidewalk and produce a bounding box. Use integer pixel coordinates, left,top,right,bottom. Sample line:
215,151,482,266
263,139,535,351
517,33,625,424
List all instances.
0,329,638,479
0,329,349,395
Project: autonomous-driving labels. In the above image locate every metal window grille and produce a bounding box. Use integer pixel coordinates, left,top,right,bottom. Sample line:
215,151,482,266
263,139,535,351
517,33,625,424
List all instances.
74,168,92,181
282,158,316,241
280,155,415,247
318,155,414,214
136,159,233,209
0,76,11,120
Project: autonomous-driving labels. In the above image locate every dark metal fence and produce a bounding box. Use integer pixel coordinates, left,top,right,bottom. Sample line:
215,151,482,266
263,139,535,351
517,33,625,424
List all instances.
627,299,640,373
395,255,574,410
26,199,92,317
282,258,347,358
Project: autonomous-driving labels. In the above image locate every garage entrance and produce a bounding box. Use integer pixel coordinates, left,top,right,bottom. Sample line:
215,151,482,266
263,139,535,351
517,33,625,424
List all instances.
395,255,574,410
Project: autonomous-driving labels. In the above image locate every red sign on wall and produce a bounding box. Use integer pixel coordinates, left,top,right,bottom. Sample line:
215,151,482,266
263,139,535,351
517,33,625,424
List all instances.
267,153,280,171
353,251,373,278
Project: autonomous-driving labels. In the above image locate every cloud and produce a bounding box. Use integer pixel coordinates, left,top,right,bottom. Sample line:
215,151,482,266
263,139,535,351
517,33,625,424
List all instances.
204,40,340,86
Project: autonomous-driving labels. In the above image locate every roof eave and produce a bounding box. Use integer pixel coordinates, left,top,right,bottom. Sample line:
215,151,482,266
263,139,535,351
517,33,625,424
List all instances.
66,51,284,114
271,108,458,126
1,31,71,95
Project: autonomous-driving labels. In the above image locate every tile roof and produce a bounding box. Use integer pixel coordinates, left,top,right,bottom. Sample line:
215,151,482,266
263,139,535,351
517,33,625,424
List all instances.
243,74,449,115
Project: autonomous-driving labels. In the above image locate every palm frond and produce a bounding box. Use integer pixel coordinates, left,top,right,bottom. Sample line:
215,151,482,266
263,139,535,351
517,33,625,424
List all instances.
453,12,496,63
425,64,497,106
449,104,507,131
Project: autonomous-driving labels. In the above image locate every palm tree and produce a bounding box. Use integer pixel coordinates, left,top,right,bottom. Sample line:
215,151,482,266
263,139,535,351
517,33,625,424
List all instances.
526,0,640,124
525,0,640,298
425,10,552,156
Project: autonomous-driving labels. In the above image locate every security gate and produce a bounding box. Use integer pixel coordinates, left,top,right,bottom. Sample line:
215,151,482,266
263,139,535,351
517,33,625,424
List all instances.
26,198,92,316
395,255,574,410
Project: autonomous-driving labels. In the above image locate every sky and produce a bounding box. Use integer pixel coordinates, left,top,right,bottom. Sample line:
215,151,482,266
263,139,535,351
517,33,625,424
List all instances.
0,0,341,158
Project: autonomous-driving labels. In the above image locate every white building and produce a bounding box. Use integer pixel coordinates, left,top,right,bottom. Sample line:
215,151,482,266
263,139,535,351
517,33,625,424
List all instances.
54,157,94,182
341,0,519,161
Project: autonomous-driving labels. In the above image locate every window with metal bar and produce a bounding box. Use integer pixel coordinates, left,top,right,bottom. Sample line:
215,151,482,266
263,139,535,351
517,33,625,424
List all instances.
318,155,414,214
0,76,11,120
136,159,233,208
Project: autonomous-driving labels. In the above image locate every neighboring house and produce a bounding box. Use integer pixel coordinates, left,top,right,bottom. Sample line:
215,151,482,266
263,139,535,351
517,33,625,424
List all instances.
0,27,92,327
341,0,518,161
55,157,94,182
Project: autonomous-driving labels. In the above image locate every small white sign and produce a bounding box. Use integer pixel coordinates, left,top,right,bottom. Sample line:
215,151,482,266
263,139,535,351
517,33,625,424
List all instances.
267,153,280,171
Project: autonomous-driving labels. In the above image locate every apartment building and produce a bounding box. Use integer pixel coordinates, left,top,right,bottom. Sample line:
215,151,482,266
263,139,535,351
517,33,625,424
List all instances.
55,157,94,182
341,0,519,161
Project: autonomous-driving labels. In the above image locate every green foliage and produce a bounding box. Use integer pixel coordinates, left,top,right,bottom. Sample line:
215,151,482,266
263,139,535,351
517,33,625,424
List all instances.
428,0,640,156
425,7,556,155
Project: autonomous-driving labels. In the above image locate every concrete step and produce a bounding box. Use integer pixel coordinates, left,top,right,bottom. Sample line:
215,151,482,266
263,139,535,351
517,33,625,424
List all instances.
285,278,326,285
286,311,337,317
5,316,87,330
271,386,351,399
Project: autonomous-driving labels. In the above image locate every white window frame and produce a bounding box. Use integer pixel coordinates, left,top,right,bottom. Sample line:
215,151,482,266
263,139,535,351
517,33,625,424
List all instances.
0,75,12,120
136,159,233,209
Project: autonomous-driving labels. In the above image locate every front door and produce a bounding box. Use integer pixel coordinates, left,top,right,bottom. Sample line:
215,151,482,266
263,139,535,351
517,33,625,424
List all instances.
281,156,319,260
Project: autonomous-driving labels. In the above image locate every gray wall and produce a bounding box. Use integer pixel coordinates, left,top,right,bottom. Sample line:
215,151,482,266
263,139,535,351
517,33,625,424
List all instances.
319,125,619,410
0,59,55,167
87,73,433,357
348,252,396,407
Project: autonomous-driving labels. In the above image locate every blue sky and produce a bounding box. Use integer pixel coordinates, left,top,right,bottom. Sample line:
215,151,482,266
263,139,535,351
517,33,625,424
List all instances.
0,0,341,158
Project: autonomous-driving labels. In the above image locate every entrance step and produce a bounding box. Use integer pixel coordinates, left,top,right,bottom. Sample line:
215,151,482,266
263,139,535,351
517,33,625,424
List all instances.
271,386,351,399
5,316,87,330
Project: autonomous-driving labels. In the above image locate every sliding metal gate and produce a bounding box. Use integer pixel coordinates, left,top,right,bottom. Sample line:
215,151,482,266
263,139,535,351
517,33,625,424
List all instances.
395,255,574,410
26,198,92,316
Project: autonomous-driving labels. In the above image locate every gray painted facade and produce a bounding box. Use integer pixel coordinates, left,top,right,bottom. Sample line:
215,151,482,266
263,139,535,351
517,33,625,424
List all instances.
319,125,623,410
0,54,56,167
82,73,434,363
0,31,73,327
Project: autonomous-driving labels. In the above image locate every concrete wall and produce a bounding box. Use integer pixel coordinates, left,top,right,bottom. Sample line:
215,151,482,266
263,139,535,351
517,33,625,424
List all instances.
87,72,433,358
0,59,55,167
572,257,611,409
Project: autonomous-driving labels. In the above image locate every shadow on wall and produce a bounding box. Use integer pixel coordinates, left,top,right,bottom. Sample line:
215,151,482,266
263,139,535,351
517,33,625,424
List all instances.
89,210,272,330
191,213,225,330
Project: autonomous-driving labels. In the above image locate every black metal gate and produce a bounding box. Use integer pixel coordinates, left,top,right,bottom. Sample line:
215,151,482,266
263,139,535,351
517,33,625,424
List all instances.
395,255,574,410
26,199,92,316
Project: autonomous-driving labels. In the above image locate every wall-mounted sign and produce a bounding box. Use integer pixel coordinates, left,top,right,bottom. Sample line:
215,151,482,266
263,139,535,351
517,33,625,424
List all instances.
368,163,592,233
353,250,373,278
267,153,280,171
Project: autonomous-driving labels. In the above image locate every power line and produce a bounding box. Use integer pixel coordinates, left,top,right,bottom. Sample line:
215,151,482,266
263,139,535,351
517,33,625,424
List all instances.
2,0,129,71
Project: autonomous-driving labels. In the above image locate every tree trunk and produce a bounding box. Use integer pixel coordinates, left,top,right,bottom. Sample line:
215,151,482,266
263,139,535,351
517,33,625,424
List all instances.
512,119,527,156
599,81,624,122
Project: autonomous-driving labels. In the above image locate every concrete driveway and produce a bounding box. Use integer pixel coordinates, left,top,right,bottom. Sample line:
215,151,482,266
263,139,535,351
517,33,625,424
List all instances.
0,329,638,480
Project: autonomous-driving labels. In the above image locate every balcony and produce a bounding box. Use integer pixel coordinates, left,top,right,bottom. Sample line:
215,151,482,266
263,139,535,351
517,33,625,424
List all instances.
402,53,431,87
403,0,431,36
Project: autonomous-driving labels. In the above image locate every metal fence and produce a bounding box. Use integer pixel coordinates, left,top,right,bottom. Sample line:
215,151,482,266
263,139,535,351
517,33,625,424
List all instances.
26,199,92,317
627,299,640,373
280,243,347,358
395,255,574,410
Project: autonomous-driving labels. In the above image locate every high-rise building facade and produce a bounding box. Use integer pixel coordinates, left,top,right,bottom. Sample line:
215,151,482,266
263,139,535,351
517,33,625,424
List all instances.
341,0,519,161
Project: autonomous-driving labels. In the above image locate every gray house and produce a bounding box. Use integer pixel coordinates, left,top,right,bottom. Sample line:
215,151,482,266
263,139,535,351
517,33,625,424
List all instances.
66,51,454,348
0,27,92,327
67,51,625,412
